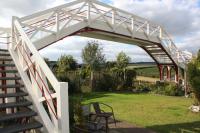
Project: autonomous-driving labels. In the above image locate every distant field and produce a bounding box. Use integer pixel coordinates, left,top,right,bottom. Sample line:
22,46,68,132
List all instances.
137,76,159,83
135,67,160,78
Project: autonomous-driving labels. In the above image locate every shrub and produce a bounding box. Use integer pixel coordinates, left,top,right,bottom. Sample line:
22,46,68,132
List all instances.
124,69,136,88
74,98,85,126
134,83,151,93
187,50,200,105
96,72,116,91
69,97,75,132
57,74,80,94
164,83,177,96
151,82,184,96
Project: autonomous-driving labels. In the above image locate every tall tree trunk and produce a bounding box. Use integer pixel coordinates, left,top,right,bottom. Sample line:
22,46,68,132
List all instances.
90,70,94,91
124,68,126,81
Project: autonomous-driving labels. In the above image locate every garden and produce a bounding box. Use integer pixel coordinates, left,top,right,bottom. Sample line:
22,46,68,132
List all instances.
45,41,200,133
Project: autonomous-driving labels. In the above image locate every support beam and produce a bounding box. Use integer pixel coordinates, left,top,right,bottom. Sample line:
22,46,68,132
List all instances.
167,66,171,81
175,66,179,83
159,65,163,81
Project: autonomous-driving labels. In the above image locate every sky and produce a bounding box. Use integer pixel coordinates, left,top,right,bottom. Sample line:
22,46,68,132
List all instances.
0,0,200,63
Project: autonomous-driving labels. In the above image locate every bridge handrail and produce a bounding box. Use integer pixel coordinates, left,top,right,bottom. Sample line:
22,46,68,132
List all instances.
16,0,191,69
161,29,189,67
19,0,162,39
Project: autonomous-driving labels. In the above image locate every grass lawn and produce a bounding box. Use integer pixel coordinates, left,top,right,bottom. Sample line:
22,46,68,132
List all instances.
73,92,200,133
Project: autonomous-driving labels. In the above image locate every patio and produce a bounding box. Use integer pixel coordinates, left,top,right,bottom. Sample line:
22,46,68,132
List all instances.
108,118,155,133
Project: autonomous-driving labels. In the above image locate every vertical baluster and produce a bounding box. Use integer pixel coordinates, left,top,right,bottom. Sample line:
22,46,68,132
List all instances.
159,27,162,38
147,23,150,35
56,10,60,39
112,9,115,25
87,1,91,20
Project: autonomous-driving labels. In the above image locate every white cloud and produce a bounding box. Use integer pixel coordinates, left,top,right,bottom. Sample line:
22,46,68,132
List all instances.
112,0,200,37
177,32,200,53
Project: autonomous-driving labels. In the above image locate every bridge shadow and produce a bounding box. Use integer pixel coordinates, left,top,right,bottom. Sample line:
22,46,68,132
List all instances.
146,121,200,133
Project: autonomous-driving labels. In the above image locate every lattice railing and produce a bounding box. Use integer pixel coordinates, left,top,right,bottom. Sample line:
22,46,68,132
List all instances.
0,28,10,49
161,30,189,68
10,17,69,133
19,0,161,43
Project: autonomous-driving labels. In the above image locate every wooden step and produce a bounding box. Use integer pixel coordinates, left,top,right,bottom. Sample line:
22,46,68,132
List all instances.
0,58,12,61
0,92,28,98
0,49,8,52
0,53,10,56
0,84,24,89
0,70,18,73
0,100,32,109
0,110,37,122
0,77,21,80
0,121,42,133
149,49,163,53
0,64,15,67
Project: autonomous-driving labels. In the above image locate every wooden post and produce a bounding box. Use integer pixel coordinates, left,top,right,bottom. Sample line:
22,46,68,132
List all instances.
57,82,69,133
159,65,163,81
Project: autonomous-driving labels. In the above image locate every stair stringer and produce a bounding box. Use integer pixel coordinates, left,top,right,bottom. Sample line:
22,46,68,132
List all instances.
11,17,70,133
9,48,54,133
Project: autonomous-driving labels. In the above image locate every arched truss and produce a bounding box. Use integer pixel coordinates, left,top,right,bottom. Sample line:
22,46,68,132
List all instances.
0,0,193,132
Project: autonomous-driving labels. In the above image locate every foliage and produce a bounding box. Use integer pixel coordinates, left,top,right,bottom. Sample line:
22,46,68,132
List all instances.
116,51,130,69
79,65,90,79
82,41,105,90
151,82,184,96
105,61,117,70
134,81,152,93
111,52,132,90
57,75,79,94
55,55,80,94
124,69,137,88
82,41,105,71
96,72,116,91
69,97,75,132
187,49,200,104
56,55,77,77
74,98,85,126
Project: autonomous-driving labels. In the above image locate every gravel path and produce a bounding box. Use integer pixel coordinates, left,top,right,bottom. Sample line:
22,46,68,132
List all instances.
108,119,156,133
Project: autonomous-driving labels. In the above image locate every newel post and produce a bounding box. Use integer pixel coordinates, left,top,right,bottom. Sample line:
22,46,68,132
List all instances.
57,82,70,133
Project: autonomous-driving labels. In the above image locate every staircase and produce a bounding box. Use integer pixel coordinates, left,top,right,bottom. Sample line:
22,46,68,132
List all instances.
0,49,43,133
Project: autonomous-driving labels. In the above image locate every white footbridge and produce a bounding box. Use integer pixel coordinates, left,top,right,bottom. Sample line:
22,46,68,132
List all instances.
0,0,192,132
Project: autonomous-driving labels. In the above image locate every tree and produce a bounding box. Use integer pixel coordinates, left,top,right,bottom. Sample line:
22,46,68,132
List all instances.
82,41,105,90
116,51,130,69
105,61,116,70
116,51,131,80
56,55,77,80
188,50,200,105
